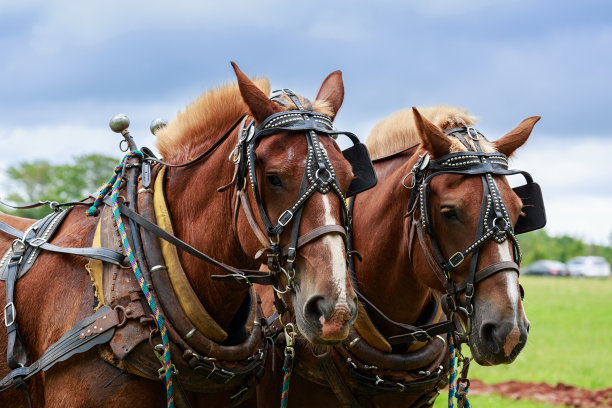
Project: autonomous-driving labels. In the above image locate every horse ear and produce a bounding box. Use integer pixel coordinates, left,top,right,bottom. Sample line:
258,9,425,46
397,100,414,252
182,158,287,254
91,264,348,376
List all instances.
315,70,344,120
494,116,541,157
231,62,282,124
412,107,452,159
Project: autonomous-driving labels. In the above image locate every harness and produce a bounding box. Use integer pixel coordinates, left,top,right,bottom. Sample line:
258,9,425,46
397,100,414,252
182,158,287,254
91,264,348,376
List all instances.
406,126,545,329
404,126,546,406
281,127,546,407
220,89,376,296
0,89,377,407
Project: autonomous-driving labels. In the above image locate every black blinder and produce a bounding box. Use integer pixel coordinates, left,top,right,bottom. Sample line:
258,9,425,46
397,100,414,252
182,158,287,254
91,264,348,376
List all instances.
512,182,546,234
342,143,377,197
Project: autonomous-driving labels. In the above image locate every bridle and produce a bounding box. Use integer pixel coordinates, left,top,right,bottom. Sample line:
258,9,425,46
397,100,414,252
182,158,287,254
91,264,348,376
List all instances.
406,126,546,333
231,89,376,294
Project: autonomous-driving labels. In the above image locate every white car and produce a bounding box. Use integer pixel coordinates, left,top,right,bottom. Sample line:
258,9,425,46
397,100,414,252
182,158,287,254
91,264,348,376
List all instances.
566,256,611,278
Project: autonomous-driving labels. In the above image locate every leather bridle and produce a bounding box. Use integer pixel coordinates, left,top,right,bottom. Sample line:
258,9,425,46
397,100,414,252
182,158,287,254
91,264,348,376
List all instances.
230,89,370,295
406,126,532,333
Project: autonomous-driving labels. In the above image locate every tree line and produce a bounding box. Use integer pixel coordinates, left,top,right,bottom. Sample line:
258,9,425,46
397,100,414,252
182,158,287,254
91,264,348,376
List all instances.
1,154,610,267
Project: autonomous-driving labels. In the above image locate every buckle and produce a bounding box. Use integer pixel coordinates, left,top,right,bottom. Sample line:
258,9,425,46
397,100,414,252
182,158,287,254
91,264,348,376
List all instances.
4,302,16,327
277,210,294,227
449,252,465,267
411,329,433,343
466,127,480,140
220,368,237,384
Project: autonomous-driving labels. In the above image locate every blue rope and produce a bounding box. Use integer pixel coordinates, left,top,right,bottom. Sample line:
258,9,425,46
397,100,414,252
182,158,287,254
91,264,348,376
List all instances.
448,332,456,408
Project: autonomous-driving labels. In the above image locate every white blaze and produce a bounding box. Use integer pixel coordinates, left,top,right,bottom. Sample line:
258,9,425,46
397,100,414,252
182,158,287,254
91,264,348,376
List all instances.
321,194,349,307
498,243,520,323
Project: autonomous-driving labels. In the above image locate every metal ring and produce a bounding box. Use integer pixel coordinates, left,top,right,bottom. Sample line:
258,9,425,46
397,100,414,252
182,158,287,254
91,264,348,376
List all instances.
402,172,416,189
272,267,294,294
119,139,129,152
493,217,508,231
315,168,333,183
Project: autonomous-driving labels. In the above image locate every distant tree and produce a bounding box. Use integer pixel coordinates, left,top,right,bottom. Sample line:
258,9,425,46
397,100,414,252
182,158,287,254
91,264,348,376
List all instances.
519,229,612,267
1,153,119,219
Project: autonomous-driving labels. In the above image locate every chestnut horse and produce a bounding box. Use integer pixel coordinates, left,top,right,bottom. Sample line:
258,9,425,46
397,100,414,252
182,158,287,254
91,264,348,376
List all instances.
0,64,360,407
257,106,542,407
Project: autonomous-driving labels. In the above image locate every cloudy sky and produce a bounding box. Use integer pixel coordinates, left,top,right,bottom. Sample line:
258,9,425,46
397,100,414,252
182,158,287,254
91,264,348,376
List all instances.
0,0,611,244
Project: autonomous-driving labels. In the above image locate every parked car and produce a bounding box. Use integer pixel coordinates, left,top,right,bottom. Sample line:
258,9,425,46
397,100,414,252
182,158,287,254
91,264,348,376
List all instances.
566,256,611,278
522,260,569,276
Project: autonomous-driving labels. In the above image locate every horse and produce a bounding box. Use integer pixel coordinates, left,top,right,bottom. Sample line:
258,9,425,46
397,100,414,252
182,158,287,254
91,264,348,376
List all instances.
0,63,370,407
256,105,544,407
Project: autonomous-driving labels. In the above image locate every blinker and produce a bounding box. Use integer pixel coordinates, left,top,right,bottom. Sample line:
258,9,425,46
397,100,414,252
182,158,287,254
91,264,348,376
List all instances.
341,143,377,197
512,182,546,234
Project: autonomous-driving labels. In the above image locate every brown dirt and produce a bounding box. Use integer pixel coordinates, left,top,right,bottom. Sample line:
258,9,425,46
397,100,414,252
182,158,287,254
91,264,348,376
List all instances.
469,379,612,407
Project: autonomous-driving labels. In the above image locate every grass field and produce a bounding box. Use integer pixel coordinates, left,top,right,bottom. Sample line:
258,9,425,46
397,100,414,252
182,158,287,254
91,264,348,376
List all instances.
433,275,612,407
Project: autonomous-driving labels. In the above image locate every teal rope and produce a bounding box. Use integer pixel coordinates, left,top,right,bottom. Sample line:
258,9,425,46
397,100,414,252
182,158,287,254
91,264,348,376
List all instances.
280,355,293,408
87,151,175,408
448,332,456,408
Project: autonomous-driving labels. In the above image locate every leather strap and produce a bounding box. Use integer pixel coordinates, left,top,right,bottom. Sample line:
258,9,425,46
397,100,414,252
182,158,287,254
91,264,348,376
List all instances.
281,225,346,257
317,352,362,408
0,219,125,266
5,246,27,370
0,306,119,393
237,190,270,251
102,196,275,285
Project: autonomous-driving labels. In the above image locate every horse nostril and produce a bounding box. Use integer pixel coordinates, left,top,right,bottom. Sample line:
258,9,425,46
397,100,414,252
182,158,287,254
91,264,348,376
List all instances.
480,322,501,354
303,295,326,325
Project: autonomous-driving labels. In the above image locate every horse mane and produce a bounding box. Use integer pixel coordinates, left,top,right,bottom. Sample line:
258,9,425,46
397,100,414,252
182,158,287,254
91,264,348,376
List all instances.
156,79,333,162
366,105,496,159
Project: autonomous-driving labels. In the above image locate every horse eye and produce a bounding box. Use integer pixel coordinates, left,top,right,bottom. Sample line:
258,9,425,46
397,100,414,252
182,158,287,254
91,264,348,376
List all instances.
442,207,458,220
266,174,283,187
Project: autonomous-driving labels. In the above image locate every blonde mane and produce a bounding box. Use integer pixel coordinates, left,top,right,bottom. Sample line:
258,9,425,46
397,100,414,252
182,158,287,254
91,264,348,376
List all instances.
155,78,270,161
366,106,496,159
156,79,334,162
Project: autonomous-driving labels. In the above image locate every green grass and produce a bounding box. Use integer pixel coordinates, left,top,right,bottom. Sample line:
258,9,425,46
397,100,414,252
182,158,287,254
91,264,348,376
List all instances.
470,275,612,389
433,276,612,407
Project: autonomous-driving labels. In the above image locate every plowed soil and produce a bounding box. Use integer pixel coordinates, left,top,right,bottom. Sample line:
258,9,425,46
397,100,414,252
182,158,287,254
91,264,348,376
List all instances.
470,379,612,407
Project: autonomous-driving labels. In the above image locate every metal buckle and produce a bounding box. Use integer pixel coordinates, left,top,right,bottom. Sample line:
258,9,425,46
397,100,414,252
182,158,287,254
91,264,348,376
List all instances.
219,368,237,384
449,252,465,267
4,302,15,327
466,127,480,140
277,210,294,227
411,329,433,343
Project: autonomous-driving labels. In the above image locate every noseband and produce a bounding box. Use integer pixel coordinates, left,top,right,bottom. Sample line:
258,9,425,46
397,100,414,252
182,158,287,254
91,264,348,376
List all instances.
407,126,543,332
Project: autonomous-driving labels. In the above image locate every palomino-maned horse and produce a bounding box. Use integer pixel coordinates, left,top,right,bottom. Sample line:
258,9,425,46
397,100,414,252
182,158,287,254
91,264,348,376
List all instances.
0,64,371,407
257,105,544,407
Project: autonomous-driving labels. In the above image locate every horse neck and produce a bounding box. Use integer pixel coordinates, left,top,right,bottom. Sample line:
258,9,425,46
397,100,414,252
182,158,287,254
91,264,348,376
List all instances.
352,151,433,337
163,134,254,330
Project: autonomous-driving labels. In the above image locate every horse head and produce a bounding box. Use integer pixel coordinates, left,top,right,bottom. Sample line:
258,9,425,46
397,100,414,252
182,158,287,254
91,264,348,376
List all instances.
232,64,359,344
408,107,540,365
